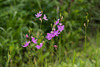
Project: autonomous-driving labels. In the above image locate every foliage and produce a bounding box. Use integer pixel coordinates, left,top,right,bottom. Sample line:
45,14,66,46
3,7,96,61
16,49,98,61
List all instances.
0,0,100,66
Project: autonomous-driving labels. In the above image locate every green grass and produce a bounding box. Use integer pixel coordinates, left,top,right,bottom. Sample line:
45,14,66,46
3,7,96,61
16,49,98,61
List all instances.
0,0,100,67
0,27,100,67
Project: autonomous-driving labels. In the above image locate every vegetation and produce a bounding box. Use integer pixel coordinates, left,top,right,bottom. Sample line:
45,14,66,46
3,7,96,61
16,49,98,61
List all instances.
0,0,100,67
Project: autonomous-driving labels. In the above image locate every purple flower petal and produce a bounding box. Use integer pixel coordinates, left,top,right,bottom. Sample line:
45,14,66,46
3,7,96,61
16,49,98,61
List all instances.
22,41,30,47
31,36,37,44
43,14,48,21
46,33,54,40
40,43,43,47
35,45,41,49
35,43,43,49
54,19,60,25
57,25,64,32
53,30,60,37
35,11,42,18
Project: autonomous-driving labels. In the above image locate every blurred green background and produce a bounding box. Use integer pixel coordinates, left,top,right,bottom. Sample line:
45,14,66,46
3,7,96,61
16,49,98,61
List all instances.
0,0,100,67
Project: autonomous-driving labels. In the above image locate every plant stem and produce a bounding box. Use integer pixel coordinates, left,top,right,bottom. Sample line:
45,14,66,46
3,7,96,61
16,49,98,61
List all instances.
84,24,87,51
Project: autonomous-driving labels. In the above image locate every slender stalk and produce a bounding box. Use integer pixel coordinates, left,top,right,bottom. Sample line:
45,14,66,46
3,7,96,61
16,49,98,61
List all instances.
28,29,33,66
84,13,89,51
51,38,54,66
41,46,43,67
40,19,43,67
84,23,87,51
58,34,61,65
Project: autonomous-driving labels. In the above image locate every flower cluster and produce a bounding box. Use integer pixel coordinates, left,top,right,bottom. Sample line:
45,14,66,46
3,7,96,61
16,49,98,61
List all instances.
22,34,43,49
22,11,48,49
22,11,64,50
35,11,48,21
46,19,64,40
